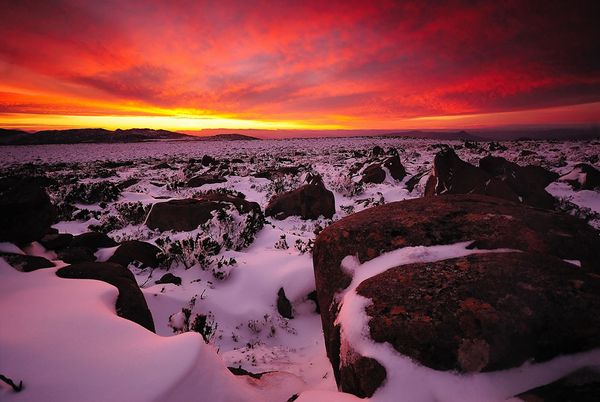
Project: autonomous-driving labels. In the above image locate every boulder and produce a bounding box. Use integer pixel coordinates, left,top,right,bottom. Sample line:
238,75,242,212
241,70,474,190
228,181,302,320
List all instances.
424,148,519,203
560,163,600,191
201,155,216,166
57,262,155,332
372,146,384,157
277,287,293,319
57,246,96,264
155,273,182,286
361,164,386,184
187,175,227,188
108,240,161,268
70,232,118,250
312,194,600,396
382,155,406,181
0,177,56,244
0,253,54,272
39,233,73,250
265,184,335,220
479,155,558,208
147,194,261,232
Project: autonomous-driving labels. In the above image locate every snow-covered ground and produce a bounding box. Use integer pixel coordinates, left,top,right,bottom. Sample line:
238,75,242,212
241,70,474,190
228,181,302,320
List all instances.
1,137,599,401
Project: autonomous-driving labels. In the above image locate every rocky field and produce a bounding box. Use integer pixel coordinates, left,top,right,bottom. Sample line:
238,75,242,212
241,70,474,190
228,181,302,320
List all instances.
1,137,599,402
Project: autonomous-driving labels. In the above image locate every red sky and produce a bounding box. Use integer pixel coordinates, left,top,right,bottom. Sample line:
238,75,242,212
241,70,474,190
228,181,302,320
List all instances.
0,0,598,133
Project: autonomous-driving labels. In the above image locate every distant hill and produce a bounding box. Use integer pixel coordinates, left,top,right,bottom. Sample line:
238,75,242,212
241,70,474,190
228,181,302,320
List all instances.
377,130,485,141
0,129,260,145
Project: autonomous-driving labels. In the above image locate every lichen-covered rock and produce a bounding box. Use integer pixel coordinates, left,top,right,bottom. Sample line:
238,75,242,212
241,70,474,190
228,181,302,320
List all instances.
265,183,335,220
57,262,155,332
312,194,600,397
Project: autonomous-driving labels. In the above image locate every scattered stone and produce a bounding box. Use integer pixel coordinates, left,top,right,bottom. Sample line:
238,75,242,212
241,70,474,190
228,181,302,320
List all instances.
517,368,600,401
57,262,155,332
187,175,227,188
108,240,161,268
277,287,293,319
71,232,118,250
361,164,386,184
39,233,73,250
57,246,96,264
382,155,406,181
372,146,384,157
155,273,182,286
202,155,216,166
265,183,335,220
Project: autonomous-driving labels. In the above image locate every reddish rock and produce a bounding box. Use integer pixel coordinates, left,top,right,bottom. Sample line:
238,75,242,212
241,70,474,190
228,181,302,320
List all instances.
147,194,260,231
57,262,155,332
312,194,600,395
265,184,335,220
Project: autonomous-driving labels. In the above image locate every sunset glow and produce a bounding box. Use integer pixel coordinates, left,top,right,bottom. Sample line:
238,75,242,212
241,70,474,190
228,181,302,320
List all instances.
0,1,598,133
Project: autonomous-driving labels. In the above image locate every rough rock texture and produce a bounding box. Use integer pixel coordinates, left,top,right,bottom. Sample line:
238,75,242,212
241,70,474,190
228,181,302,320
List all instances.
0,177,56,244
361,164,386,184
187,175,227,188
39,233,73,250
517,368,600,402
276,287,293,319
70,232,118,250
312,194,600,396
425,149,558,208
265,183,335,220
382,155,406,181
146,194,261,231
108,240,160,268
0,253,54,272
359,252,600,372
57,262,155,332
57,246,96,264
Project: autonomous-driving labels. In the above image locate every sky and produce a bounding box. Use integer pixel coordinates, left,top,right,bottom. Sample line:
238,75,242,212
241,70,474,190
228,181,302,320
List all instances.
0,0,598,134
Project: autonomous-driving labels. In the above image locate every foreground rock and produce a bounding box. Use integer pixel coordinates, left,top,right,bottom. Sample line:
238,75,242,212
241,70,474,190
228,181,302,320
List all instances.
0,253,54,272
146,193,261,231
425,149,557,208
57,262,155,332
265,183,335,220
187,175,227,188
0,177,56,244
313,194,600,397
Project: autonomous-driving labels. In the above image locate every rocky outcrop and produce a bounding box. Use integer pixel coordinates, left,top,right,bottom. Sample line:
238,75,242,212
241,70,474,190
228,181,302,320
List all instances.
265,183,335,220
0,177,56,244
108,240,161,268
57,262,155,332
361,164,386,184
312,194,600,397
146,194,261,231
382,155,406,181
425,149,558,208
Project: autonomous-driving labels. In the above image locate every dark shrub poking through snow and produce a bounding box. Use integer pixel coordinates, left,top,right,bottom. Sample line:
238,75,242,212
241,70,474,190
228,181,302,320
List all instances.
155,273,182,286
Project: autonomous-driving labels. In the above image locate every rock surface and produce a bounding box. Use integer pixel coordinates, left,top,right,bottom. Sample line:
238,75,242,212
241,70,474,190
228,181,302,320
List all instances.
312,194,600,397
276,287,293,319
57,262,155,332
265,183,335,220
0,253,54,272
0,177,56,244
147,194,261,231
560,163,600,191
361,164,386,184
108,240,160,268
187,175,227,188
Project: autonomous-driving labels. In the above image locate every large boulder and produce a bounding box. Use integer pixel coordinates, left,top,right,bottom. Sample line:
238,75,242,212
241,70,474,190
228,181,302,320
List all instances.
424,148,519,203
312,194,600,397
0,252,54,272
71,232,118,249
146,193,261,232
108,240,161,268
559,163,600,191
56,262,155,332
479,155,558,208
382,155,406,181
265,183,335,220
361,164,386,184
0,177,56,244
